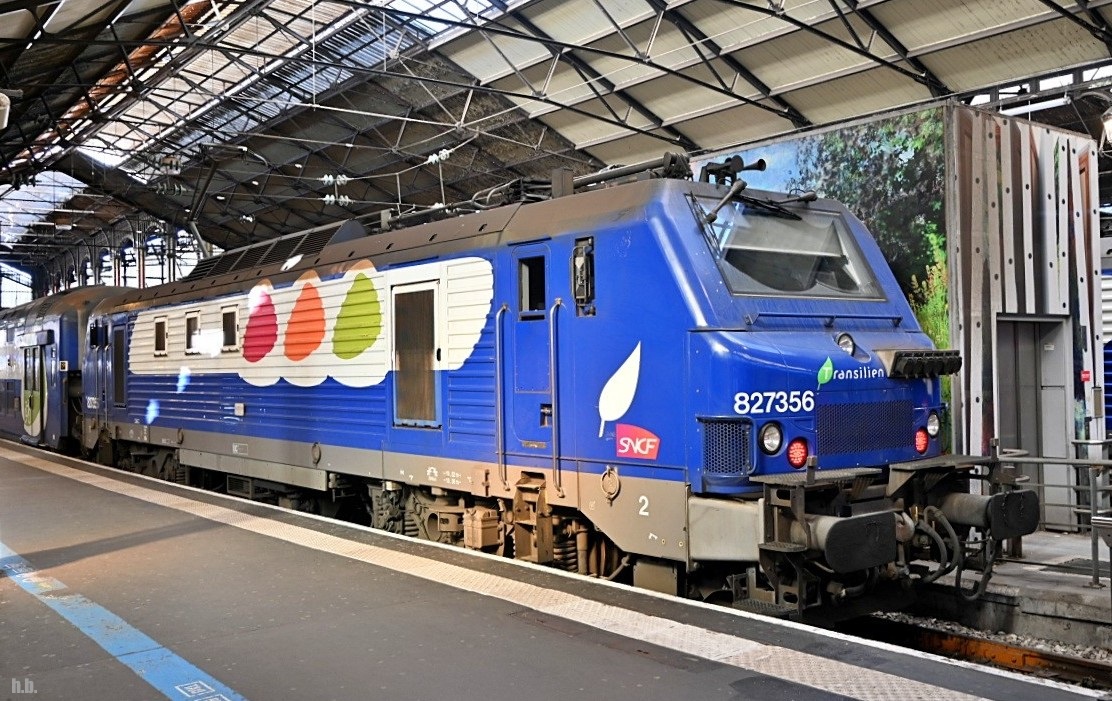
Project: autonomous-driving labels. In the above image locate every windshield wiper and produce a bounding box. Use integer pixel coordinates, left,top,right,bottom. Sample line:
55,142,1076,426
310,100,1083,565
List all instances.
734,192,808,220
703,181,817,223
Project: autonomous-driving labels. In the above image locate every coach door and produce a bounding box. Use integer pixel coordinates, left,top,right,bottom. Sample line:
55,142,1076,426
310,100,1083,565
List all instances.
508,245,554,454
86,320,110,432
21,344,45,441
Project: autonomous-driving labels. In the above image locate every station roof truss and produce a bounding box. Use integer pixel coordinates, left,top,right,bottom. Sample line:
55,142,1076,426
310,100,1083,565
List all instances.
4,0,1112,277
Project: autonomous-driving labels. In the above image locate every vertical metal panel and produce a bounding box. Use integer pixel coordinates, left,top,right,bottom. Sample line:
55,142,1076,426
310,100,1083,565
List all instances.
967,112,987,455
983,114,1002,451
1079,141,1104,443
1045,129,1071,313
1034,127,1059,313
1033,128,1052,312
1056,138,1073,315
1083,140,1102,339
946,105,971,454
1069,138,1093,414
1016,120,1036,312
999,117,1019,314
1085,142,1103,342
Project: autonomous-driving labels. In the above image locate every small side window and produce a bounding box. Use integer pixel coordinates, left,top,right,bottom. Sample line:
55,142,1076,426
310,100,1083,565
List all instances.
87,324,101,349
222,307,238,351
185,312,200,354
571,237,595,317
518,256,546,318
154,317,167,356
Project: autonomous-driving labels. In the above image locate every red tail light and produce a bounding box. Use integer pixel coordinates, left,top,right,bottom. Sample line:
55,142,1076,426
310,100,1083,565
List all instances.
787,438,809,468
914,428,929,454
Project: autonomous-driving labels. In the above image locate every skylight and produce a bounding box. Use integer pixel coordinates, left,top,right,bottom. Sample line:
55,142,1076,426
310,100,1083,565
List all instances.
83,0,508,183
0,171,88,243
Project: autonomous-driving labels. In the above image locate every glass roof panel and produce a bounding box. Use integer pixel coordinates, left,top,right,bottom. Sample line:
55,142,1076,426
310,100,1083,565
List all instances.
0,170,89,243
81,0,505,182
0,0,503,253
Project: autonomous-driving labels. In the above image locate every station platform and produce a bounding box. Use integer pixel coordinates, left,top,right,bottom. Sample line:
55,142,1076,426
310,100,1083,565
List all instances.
0,442,1105,701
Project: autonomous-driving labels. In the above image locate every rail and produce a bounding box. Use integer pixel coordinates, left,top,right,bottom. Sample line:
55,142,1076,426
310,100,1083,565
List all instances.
846,616,1112,690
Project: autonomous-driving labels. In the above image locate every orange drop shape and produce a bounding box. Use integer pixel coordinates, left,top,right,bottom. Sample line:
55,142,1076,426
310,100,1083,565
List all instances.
285,282,325,361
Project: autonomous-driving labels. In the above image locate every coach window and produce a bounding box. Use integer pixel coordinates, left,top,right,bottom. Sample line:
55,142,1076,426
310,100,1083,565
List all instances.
221,307,238,351
185,312,200,354
154,317,167,356
518,256,546,318
23,348,38,395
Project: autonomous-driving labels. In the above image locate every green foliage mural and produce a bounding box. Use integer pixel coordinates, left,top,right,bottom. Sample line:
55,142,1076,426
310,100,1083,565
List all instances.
784,108,952,446
783,108,949,350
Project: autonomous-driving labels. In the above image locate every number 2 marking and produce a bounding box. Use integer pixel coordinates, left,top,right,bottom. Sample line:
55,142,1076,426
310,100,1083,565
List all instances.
638,495,650,516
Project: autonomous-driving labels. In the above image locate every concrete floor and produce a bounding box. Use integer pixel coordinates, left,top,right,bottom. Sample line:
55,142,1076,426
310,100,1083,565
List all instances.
0,443,1103,701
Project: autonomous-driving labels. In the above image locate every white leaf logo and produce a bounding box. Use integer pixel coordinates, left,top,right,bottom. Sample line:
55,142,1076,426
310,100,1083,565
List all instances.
598,342,642,437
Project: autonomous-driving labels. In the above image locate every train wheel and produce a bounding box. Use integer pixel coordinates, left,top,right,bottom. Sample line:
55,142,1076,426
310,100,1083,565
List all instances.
156,452,186,483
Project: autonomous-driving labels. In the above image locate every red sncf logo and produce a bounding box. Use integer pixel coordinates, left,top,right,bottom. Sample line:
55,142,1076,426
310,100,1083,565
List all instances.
616,424,661,460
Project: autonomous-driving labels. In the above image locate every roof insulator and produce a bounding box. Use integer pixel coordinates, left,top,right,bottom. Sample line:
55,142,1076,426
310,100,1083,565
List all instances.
425,148,452,165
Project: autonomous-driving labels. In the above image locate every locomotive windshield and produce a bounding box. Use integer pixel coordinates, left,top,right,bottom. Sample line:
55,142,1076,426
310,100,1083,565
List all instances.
697,195,882,300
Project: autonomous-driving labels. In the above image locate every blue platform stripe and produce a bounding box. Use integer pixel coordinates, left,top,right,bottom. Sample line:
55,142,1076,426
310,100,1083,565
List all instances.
0,542,246,701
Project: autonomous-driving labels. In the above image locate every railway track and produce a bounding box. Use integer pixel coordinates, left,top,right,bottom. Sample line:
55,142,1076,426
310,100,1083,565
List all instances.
839,616,1112,691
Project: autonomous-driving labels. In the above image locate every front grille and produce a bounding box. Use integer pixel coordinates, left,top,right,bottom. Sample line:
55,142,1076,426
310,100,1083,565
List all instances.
817,399,912,455
701,418,752,476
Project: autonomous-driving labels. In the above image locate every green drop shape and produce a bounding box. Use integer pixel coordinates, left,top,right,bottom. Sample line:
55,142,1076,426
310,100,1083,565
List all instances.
333,273,381,360
817,357,834,386
22,390,40,425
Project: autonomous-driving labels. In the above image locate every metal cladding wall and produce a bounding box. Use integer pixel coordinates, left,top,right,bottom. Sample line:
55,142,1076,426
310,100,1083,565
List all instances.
948,106,1102,460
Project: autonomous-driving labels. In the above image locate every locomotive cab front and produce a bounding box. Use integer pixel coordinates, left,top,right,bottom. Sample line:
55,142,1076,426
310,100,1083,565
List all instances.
680,180,1036,611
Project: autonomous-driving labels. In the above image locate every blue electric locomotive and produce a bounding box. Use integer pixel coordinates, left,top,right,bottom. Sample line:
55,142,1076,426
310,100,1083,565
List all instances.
10,154,1037,613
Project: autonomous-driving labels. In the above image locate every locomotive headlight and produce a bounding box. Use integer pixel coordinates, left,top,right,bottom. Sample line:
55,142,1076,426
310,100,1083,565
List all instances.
836,333,855,354
926,411,941,437
759,422,783,454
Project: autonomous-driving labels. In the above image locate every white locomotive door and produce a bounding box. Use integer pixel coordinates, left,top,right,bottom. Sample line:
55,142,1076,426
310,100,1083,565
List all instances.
392,281,441,428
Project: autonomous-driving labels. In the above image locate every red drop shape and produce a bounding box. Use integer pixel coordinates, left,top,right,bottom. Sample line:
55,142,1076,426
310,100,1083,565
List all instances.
243,289,278,362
